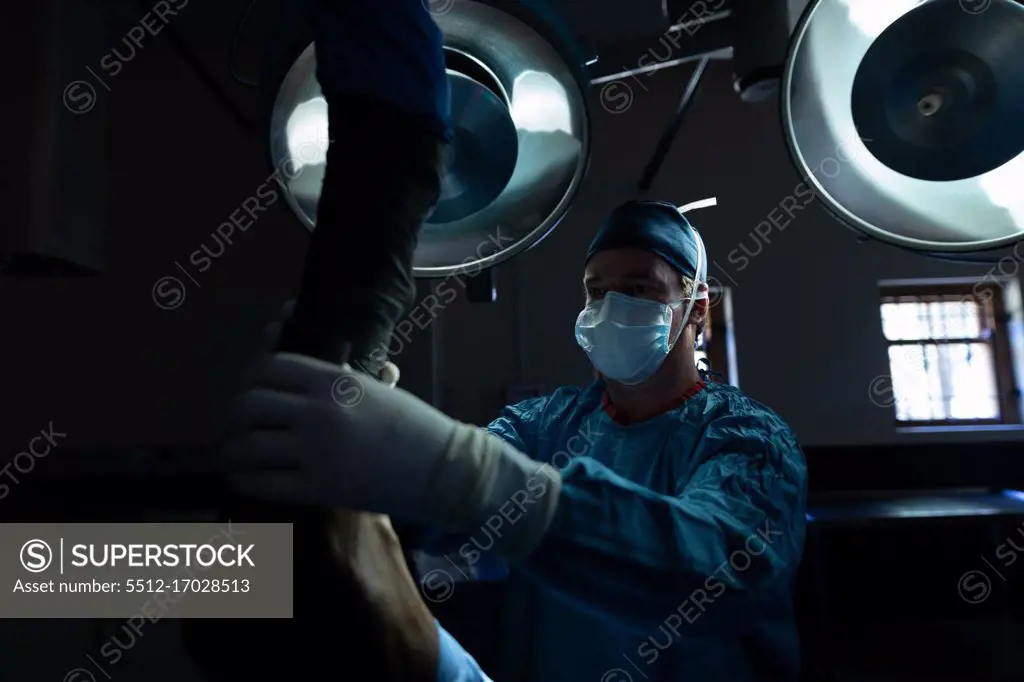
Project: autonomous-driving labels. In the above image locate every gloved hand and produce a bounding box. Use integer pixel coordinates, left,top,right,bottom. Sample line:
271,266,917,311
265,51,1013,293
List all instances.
225,317,562,561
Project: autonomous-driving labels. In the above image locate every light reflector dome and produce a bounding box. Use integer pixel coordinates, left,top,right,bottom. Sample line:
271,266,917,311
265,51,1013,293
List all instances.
268,0,590,276
782,0,1024,256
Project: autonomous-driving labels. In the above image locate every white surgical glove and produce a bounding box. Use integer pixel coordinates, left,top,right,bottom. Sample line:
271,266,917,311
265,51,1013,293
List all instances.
224,353,562,561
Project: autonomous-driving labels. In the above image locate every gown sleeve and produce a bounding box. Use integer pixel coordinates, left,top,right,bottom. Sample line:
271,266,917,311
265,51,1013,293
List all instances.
516,406,808,635
309,0,452,141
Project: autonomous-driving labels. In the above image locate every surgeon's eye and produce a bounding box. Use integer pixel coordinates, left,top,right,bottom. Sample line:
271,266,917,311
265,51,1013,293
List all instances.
626,284,653,297
587,287,605,299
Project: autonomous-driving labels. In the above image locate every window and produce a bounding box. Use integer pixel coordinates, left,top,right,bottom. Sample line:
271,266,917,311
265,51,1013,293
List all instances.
878,281,1022,427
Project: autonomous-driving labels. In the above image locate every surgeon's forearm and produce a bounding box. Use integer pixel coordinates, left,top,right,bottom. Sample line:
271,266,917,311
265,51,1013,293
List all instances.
291,0,451,373
517,523,747,636
421,423,563,562
514,458,791,633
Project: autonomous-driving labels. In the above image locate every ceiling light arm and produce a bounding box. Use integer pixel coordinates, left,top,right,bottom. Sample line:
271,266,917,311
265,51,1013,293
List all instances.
637,56,711,194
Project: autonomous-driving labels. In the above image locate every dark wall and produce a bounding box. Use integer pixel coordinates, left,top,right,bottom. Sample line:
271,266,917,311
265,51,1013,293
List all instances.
5,0,1024,460
3,0,303,456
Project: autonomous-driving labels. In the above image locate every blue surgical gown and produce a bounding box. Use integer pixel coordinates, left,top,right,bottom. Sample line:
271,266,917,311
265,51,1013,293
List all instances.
308,0,453,142
477,379,807,682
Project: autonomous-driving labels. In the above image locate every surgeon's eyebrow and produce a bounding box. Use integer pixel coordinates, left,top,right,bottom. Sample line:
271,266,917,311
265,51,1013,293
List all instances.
584,270,666,292
620,270,658,282
623,271,669,292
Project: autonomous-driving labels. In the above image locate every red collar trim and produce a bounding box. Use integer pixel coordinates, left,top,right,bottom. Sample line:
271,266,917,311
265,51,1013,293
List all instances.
602,381,706,424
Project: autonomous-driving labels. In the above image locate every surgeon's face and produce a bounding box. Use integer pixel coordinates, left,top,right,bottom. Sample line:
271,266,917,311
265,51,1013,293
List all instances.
584,248,684,306
582,249,694,382
584,248,690,344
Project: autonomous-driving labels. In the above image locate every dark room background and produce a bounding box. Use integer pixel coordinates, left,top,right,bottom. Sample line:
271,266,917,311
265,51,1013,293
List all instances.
4,0,1022,451
3,0,1024,679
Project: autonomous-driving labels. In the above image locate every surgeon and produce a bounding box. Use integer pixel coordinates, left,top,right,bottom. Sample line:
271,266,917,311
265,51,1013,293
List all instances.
228,197,808,681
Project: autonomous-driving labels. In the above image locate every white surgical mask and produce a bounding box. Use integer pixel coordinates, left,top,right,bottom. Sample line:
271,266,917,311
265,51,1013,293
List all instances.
575,293,687,385
576,218,708,385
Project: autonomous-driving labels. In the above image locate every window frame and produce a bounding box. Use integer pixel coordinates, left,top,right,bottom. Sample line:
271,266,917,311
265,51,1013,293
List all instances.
878,281,1020,427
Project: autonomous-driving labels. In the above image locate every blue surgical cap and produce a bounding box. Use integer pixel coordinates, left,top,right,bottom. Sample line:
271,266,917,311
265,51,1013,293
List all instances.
585,200,707,281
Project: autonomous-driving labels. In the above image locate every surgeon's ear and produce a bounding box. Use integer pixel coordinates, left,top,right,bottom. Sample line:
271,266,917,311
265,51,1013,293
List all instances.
687,283,709,326
689,298,709,326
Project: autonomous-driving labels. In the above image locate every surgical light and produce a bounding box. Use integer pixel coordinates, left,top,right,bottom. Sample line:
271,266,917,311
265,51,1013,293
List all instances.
781,0,1024,260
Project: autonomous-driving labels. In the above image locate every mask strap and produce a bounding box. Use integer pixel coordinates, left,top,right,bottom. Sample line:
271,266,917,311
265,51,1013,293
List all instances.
669,225,707,349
